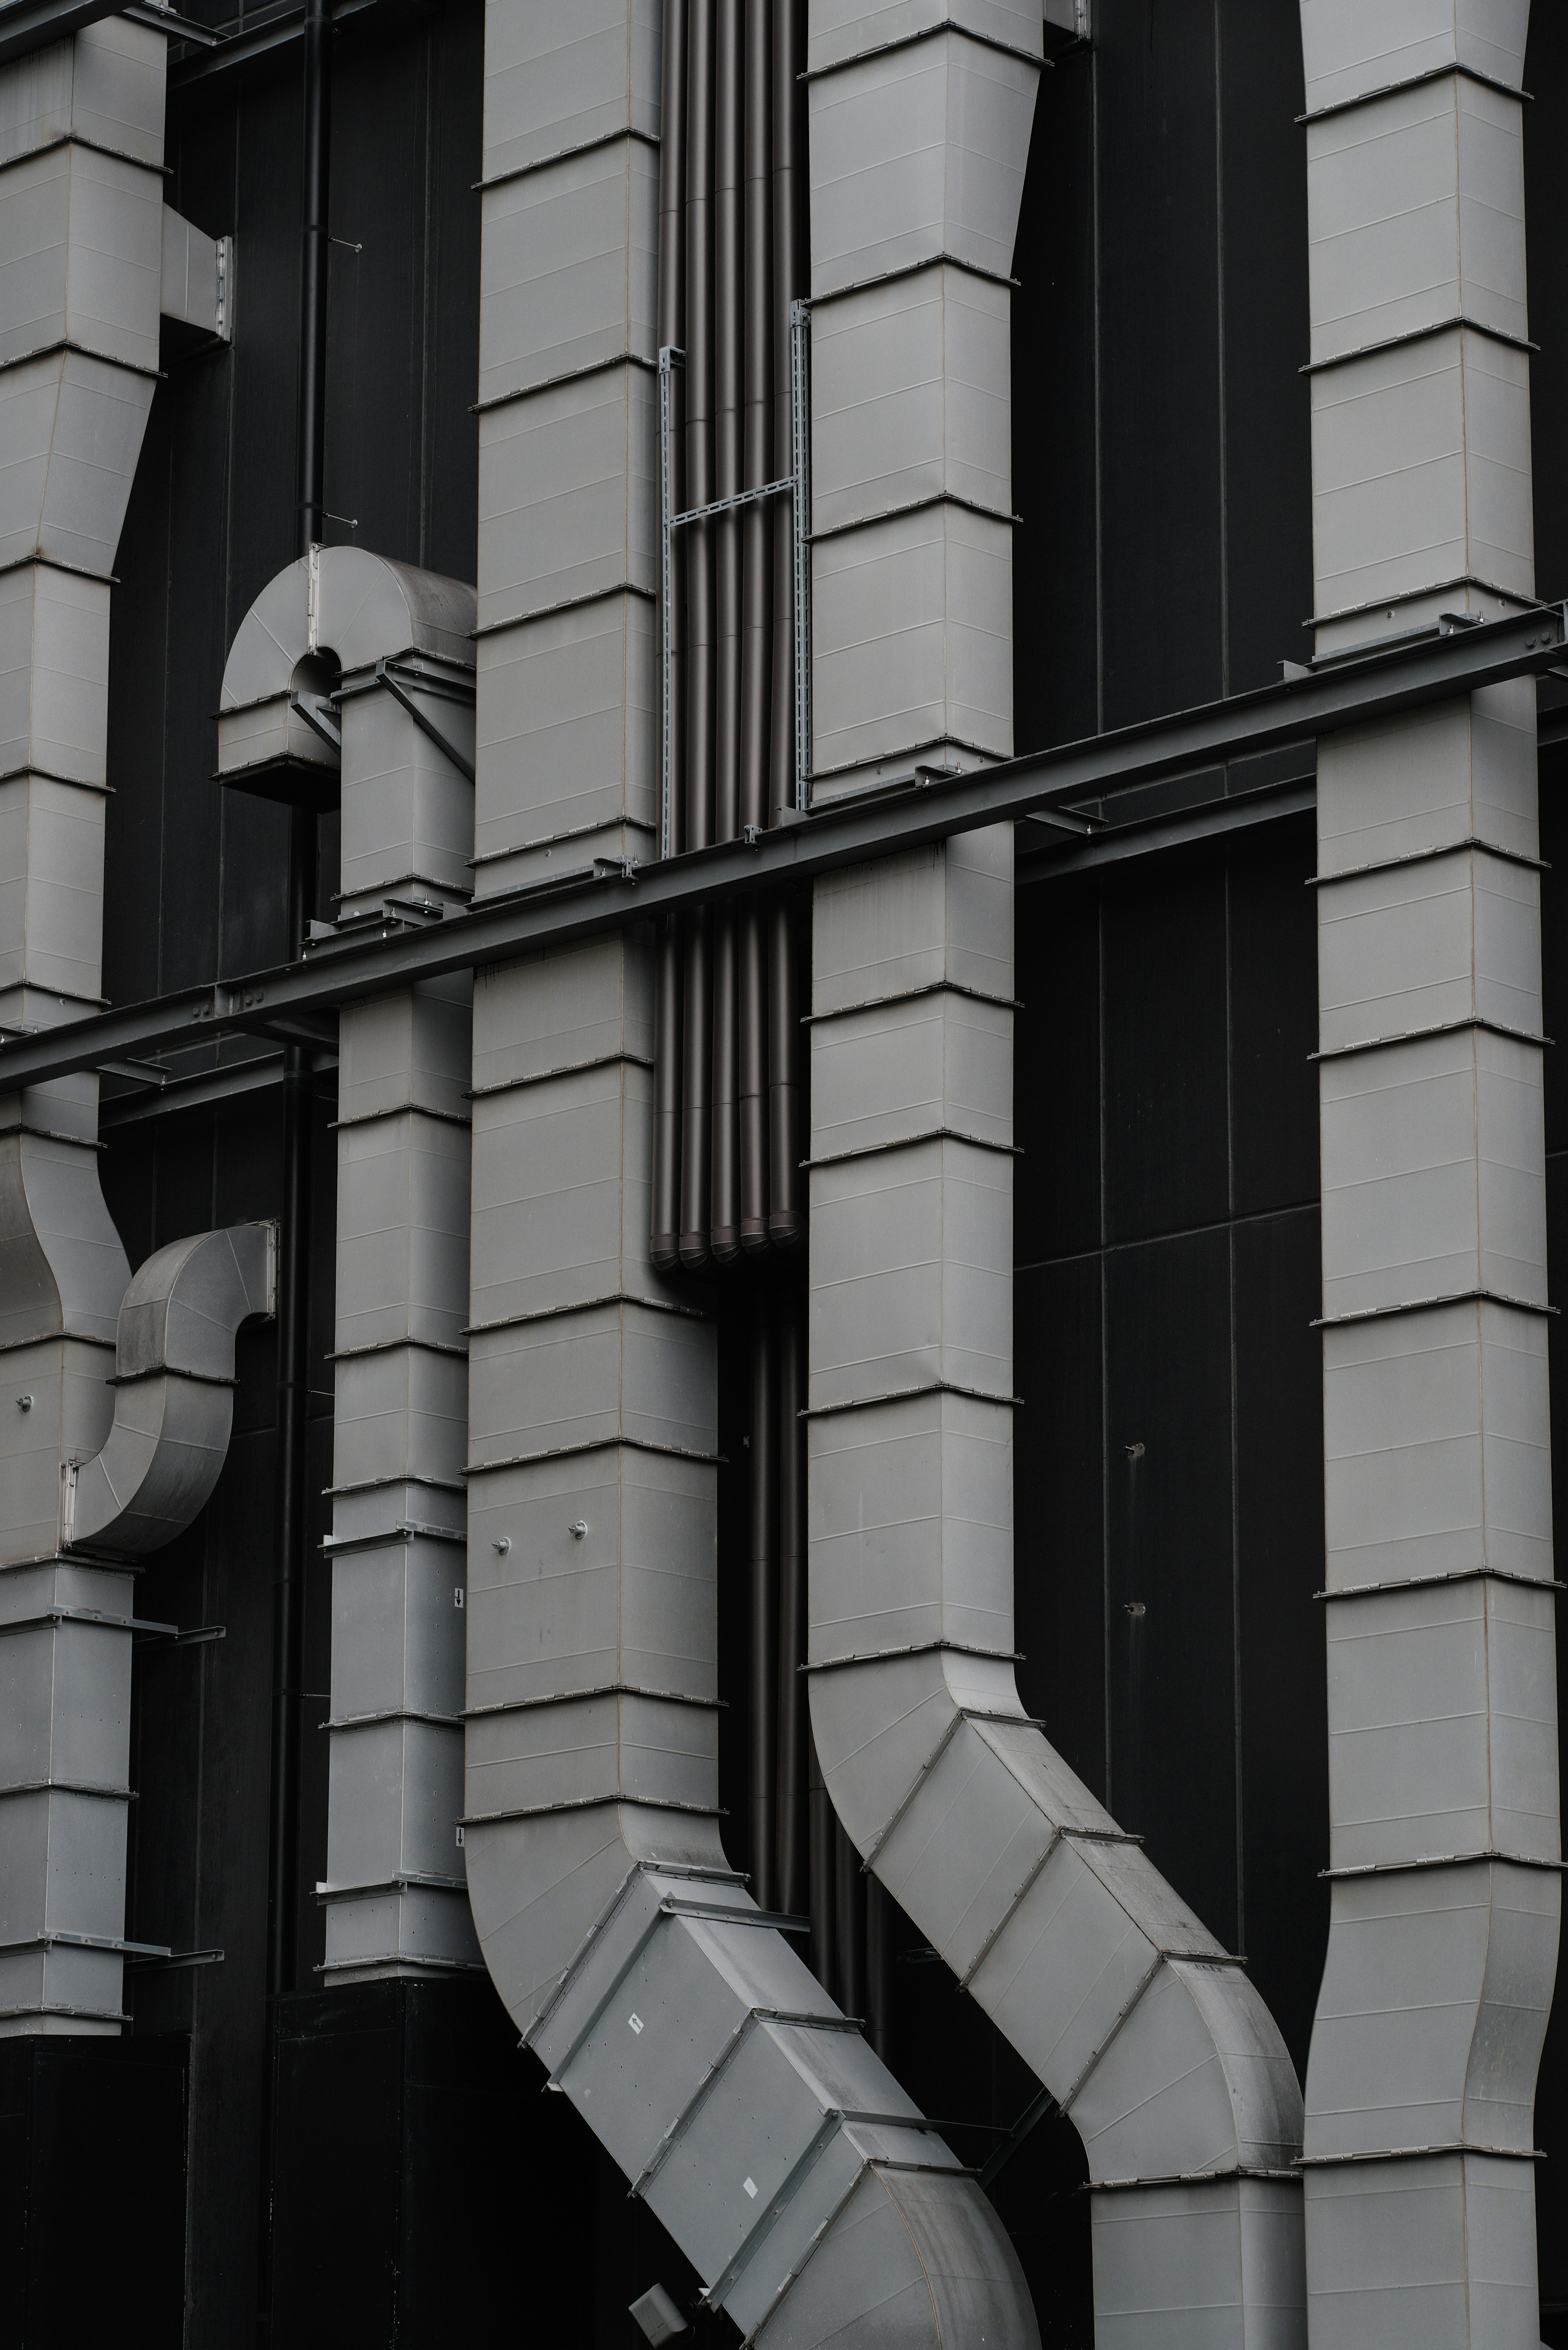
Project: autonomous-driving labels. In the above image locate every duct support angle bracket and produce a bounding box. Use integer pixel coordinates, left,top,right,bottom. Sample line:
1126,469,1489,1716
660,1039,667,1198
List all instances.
657,307,814,859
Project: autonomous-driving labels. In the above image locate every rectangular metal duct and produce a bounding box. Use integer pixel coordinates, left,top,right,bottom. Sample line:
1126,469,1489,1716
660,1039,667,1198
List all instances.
801,8,1309,2345
462,7,1037,2339
1296,4,1561,2342
0,15,167,2037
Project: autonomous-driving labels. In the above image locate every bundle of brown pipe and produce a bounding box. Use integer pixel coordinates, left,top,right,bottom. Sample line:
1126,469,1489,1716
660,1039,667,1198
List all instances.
651,0,806,1273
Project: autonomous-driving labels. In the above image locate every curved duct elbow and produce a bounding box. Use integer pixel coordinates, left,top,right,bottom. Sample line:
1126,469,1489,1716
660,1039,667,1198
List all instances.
810,1649,1302,2183
64,1221,277,1554
465,1806,1038,2349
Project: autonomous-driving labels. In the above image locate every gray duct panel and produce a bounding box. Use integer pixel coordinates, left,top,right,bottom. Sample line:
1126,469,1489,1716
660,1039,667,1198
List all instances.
0,16,167,2036
464,13,1030,2319
804,14,1307,2342
159,204,230,340
218,545,488,1981
64,1221,277,1554
1297,5,1560,2340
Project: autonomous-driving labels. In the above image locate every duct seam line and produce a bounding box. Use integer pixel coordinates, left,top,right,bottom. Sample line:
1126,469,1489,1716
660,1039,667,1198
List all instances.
317,1952,488,1975
466,1684,721,1719
808,495,1020,547
801,1382,1020,1421
109,1366,237,1391
472,582,658,641
463,1436,723,1474
805,1638,1024,1673
803,981,1021,1026
1315,1567,1566,1601
463,1794,724,1829
1309,575,1539,632
1296,61,1530,127
1094,2166,1312,2192
474,123,660,194
0,338,164,388
321,1521,466,1555
325,1708,462,1731
0,1931,169,1956
0,1609,173,1637
464,1290,706,1335
807,252,1021,313
1312,1288,1554,1328
954,1824,1145,1991
1313,1022,1549,1068
1309,837,1550,885
0,1780,131,1800
326,1337,469,1362
0,552,120,588
466,1055,656,1101
1301,317,1538,377
468,818,657,866
1297,2144,1544,2169
0,2004,127,2024
472,350,659,416
805,1128,1020,1170
861,1708,1049,1869
328,1105,471,1135
802,21,1045,80
808,731,1013,787
1,128,174,174
1321,1852,1566,1881
324,1473,466,1496
0,1127,108,1153
0,766,111,795
315,1873,467,1902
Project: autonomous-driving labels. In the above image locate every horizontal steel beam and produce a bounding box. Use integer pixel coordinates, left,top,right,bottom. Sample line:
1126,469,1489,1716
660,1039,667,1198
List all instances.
1020,777,1316,879
2,606,1561,1096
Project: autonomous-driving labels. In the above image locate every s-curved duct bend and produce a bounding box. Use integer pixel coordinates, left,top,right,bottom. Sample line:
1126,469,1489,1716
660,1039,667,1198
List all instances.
64,1222,277,1555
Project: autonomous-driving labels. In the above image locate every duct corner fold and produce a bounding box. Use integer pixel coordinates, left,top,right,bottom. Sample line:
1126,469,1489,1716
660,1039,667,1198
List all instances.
63,1221,278,1555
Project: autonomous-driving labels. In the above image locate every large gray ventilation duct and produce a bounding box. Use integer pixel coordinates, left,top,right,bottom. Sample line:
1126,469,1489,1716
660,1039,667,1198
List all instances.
1295,5,1561,2342
463,6,1036,2339
801,9,1307,2344
0,16,231,2037
219,546,481,1982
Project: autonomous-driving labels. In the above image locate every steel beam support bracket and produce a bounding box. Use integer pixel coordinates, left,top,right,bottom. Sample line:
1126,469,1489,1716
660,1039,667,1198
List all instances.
4,605,1564,1096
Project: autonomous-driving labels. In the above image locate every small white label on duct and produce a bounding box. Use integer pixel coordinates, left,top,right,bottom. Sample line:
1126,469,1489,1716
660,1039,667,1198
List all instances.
629,2013,644,2035
743,2178,757,2199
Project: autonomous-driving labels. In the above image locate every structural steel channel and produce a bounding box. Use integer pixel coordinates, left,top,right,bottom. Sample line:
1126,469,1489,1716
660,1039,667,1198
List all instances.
0,606,1562,1095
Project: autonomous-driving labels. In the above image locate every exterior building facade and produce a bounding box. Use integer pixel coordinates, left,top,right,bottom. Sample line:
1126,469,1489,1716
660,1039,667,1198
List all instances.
0,1,1563,2346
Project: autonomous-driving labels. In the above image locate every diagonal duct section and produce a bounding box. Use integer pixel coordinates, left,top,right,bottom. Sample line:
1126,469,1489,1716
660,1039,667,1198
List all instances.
463,4,1037,2339
801,7,1308,2343
219,545,482,1984
0,15,169,2038
1294,5,1562,2341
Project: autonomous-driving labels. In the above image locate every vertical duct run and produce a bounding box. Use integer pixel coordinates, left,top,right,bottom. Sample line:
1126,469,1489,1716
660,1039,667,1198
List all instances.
1295,7,1561,2342
0,16,169,2037
466,8,1037,2340
269,0,334,2011
218,548,479,1984
801,10,1308,2344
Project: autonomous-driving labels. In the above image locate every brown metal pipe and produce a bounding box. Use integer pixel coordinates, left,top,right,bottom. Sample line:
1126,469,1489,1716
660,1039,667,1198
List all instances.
738,0,773,1254
775,1286,808,1917
808,1733,836,2000
679,0,716,1269
652,0,688,1273
749,1297,778,1910
766,0,805,1249
709,0,744,1262
834,1816,866,2023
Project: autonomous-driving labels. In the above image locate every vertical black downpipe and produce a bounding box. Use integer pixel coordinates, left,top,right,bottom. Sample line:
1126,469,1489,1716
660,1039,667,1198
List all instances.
864,1877,891,2061
766,0,804,1247
652,0,689,1273
749,1300,778,1909
679,0,717,1268
737,0,772,1253
808,1735,836,2000
710,0,744,1260
774,1288,808,1918
263,0,329,2328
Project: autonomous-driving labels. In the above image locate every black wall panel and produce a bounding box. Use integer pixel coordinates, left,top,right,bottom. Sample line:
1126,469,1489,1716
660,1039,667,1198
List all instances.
1101,859,1230,1244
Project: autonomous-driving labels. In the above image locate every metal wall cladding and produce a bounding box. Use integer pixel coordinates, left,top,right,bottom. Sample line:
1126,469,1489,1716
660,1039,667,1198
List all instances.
0,17,164,169
473,591,658,885
1299,0,1531,118
479,137,658,407
1306,73,1527,368
337,679,476,914
807,31,1038,300
0,567,109,783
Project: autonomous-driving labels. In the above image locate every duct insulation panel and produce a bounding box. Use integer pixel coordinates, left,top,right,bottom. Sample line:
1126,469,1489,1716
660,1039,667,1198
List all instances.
0,15,167,2038
802,9,1308,2347
462,4,1038,2340
1296,4,1562,2343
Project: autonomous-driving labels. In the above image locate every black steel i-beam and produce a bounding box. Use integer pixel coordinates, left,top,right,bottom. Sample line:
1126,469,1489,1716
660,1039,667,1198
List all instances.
0,605,1562,1098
